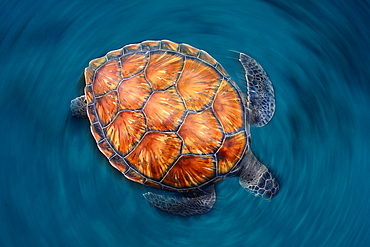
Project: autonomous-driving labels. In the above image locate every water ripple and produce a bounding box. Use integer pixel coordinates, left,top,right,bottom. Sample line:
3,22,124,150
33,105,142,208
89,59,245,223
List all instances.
1,0,369,246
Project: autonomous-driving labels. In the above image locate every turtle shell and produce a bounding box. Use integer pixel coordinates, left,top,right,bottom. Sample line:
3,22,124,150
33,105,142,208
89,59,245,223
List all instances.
84,40,249,191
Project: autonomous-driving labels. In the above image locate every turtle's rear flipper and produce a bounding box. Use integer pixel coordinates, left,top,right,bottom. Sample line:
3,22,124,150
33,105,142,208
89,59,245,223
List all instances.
239,53,275,127
143,186,216,216
239,151,279,200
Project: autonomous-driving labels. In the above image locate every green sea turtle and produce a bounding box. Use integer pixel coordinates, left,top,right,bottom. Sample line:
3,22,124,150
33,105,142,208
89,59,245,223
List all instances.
71,40,279,216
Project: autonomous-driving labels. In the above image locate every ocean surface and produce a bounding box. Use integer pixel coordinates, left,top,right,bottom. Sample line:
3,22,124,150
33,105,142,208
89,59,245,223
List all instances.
1,0,369,246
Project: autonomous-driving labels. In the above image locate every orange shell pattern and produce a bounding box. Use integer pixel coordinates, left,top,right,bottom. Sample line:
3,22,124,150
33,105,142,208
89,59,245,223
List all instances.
85,40,249,191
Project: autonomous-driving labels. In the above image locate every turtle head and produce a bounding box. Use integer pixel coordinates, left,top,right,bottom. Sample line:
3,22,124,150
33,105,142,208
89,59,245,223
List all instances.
238,151,279,200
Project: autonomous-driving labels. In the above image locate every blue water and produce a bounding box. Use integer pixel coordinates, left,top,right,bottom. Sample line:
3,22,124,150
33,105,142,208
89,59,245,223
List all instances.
1,0,369,246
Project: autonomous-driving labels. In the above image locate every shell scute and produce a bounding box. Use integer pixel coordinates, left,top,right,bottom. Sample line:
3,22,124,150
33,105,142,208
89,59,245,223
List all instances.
97,140,115,159
216,132,247,174
160,40,179,51
109,155,129,174
145,52,183,90
105,111,146,155
178,109,223,155
198,50,217,66
87,104,97,123
84,67,94,85
106,49,122,60
124,168,145,184
89,56,107,70
141,40,161,51
90,122,104,142
120,53,148,77
179,43,199,56
162,155,215,188
122,43,142,54
85,85,94,104
213,79,244,133
143,87,186,132
118,72,151,110
95,91,118,126
125,132,182,181
93,59,122,95
177,58,222,111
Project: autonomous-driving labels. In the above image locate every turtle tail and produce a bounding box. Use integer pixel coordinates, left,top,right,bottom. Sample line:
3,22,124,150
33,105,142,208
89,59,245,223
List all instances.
70,95,87,118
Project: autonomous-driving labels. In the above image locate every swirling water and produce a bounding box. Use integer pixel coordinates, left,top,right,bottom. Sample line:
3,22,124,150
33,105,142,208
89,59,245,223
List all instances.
1,0,369,246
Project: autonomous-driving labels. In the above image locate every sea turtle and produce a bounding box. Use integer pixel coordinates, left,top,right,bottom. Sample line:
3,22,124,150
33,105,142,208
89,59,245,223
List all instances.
70,40,279,216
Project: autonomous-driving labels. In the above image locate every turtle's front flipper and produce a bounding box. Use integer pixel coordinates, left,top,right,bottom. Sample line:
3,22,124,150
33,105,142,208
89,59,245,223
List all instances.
239,53,275,127
143,186,216,216
70,95,87,118
239,151,279,200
